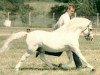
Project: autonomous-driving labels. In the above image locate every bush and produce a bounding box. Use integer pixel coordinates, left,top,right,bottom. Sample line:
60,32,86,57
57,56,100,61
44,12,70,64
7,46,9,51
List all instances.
49,4,66,21
54,0,69,3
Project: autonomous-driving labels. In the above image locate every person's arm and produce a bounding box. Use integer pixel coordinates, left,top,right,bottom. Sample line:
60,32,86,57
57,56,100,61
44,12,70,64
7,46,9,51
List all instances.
53,15,64,30
57,15,64,27
56,13,70,28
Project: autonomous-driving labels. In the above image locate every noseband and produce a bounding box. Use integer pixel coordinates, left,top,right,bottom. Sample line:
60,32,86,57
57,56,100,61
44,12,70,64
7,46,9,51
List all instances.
83,25,93,41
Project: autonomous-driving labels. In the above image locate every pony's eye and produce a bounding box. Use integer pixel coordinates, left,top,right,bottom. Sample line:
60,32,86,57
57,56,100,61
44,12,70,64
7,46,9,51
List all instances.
90,29,92,31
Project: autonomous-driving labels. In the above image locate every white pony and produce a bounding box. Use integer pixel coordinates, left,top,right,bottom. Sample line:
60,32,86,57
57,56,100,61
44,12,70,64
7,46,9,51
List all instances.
0,17,94,71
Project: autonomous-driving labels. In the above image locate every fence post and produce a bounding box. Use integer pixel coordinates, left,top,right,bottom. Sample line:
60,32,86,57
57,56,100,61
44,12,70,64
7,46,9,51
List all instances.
97,13,99,27
53,13,55,20
4,12,11,27
8,12,10,20
29,12,31,26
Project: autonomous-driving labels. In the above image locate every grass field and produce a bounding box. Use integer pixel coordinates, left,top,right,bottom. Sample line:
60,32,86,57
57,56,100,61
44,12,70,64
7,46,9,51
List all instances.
0,28,100,75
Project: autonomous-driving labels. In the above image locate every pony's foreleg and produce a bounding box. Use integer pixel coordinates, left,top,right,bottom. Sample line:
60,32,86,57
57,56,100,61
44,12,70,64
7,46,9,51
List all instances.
40,53,54,69
73,47,95,71
58,51,72,69
15,52,30,71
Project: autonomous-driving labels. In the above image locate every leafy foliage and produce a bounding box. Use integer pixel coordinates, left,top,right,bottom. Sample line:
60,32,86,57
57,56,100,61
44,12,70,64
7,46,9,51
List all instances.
0,0,23,12
54,0,69,3
49,0,97,21
49,4,66,21
95,0,100,13
76,1,95,16
8,0,24,3
0,0,33,25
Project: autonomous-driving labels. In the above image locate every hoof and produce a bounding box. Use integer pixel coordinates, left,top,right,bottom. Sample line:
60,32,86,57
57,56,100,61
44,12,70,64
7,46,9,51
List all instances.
58,63,62,68
91,68,95,71
15,68,19,71
58,63,69,70
52,67,57,70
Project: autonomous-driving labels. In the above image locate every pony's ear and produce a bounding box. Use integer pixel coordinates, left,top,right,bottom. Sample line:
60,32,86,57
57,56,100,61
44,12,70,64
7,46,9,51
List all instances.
89,22,93,29
89,21,93,25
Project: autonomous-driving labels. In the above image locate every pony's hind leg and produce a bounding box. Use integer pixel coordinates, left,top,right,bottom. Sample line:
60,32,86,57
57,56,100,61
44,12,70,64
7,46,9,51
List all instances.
36,48,54,69
15,44,38,71
58,51,73,69
39,53,54,69
15,52,30,71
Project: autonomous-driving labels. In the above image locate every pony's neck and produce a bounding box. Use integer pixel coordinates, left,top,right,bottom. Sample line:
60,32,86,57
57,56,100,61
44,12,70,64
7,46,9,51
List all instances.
55,25,82,38
55,25,78,32
75,28,82,38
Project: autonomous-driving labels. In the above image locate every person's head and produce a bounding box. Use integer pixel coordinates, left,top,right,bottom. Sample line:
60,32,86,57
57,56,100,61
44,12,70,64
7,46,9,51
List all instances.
66,4,75,16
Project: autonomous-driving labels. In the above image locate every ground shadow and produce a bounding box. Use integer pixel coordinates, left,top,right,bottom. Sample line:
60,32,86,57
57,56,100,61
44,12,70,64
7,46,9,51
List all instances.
20,64,77,71
10,64,77,71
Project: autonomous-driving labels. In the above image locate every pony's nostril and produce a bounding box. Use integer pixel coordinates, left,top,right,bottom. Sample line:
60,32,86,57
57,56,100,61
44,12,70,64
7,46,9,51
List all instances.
91,38,93,41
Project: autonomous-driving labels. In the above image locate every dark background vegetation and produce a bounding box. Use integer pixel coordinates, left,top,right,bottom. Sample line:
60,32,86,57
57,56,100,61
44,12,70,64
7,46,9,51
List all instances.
0,0,99,27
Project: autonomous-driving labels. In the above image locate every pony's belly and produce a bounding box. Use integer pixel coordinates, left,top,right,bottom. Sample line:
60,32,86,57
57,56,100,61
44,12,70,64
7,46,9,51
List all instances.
41,44,68,52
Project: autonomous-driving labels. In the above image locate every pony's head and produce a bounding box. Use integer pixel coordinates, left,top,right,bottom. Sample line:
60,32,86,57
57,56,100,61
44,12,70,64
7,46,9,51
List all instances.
70,17,93,41
82,22,93,41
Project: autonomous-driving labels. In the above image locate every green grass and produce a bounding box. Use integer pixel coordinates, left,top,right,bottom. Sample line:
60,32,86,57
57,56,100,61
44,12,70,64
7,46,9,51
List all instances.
0,28,100,75
79,36,100,50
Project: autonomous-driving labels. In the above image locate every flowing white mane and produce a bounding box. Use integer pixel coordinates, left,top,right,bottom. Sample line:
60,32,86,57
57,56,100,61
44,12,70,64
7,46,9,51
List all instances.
69,17,91,29
55,17,91,32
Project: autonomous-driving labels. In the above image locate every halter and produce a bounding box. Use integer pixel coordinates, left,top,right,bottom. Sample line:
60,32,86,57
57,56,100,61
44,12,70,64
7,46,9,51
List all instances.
84,25,90,36
83,24,93,40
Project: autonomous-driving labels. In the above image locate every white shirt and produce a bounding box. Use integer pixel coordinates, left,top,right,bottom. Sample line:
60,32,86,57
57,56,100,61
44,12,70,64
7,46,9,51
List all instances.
53,12,70,29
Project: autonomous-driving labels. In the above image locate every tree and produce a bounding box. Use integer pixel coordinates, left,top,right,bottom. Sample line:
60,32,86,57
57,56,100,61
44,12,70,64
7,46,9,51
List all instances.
0,0,33,25
76,0,95,16
54,0,69,3
8,0,24,4
0,0,24,12
0,0,33,13
95,0,100,13
49,4,66,21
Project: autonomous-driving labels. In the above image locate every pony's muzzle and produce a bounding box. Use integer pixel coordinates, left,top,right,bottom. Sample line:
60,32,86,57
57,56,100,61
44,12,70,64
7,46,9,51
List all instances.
84,34,93,41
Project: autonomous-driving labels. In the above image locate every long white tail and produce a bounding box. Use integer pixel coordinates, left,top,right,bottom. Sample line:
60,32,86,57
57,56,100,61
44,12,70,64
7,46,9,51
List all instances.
0,31,28,53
